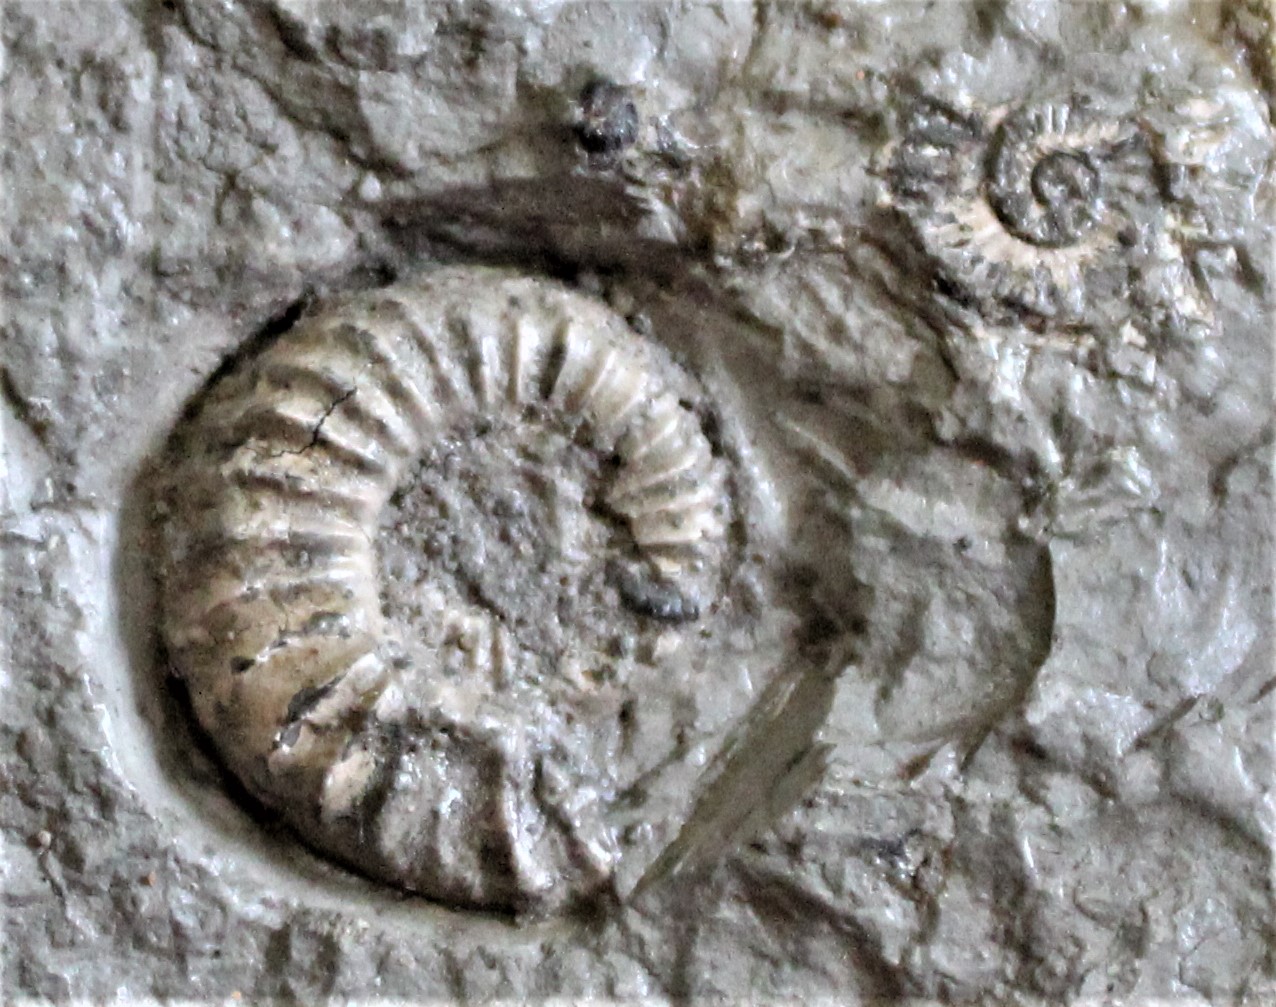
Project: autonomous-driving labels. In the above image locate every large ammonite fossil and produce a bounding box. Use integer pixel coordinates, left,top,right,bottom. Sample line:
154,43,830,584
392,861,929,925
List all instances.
154,266,731,915
886,93,1161,325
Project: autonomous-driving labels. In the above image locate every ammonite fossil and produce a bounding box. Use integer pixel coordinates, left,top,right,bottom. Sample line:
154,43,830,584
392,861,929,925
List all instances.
885,93,1162,326
154,267,731,915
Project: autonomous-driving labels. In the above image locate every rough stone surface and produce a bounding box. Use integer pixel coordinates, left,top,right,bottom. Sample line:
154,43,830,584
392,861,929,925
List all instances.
1,1,1272,1003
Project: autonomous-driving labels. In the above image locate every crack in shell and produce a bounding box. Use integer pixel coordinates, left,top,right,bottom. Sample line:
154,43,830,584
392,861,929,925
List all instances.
154,267,732,916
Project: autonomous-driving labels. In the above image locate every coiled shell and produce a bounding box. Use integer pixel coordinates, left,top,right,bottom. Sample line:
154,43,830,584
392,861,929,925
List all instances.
155,267,731,915
886,94,1161,325
986,100,1111,249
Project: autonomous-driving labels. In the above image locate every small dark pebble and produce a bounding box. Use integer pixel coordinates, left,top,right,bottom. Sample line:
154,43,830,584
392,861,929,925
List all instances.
573,79,639,157
610,561,700,623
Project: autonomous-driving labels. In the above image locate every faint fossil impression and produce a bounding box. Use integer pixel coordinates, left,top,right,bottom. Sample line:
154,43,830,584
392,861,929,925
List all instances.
154,267,730,915
884,92,1218,340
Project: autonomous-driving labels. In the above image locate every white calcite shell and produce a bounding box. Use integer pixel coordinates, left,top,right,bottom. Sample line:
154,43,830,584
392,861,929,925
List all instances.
155,266,730,915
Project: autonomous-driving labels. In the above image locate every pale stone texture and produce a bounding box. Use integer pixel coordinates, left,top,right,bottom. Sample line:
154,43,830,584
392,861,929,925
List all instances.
1,1,1272,1003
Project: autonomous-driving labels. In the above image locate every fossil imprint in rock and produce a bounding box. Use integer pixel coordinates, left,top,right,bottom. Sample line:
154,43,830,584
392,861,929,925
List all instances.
154,267,731,915
886,93,1168,326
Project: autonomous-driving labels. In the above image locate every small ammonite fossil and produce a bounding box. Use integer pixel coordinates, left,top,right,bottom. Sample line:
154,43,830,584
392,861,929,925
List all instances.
885,93,1163,326
154,267,730,915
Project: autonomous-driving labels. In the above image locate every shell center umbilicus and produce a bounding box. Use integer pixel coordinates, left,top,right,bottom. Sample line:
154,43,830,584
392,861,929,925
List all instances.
1030,151,1101,224
376,410,650,697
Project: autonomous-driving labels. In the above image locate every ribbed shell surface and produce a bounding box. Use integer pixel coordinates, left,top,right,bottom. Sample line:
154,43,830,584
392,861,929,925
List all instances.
156,267,730,914
885,94,1160,325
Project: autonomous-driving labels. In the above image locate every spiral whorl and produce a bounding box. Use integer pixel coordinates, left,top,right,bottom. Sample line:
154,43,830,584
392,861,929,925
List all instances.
154,267,732,915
